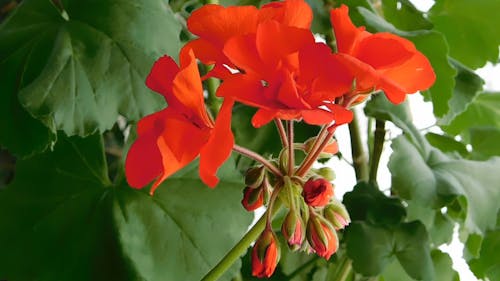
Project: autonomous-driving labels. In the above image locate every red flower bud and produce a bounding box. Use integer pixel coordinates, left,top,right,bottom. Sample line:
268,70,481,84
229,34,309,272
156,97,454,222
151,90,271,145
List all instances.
302,178,334,207
281,210,305,250
241,186,264,211
252,229,280,278
306,216,338,260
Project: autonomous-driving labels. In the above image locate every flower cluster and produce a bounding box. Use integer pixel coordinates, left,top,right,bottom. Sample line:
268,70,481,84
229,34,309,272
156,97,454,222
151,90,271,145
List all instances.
125,0,435,278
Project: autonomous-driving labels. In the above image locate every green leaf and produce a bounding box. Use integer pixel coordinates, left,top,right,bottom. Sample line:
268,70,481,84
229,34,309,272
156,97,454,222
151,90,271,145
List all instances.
380,250,458,281
439,59,484,126
0,134,251,281
0,0,181,139
381,0,433,31
469,229,500,281
429,0,500,68
346,221,434,280
470,127,500,159
406,201,454,246
389,134,500,235
0,46,56,157
442,92,500,138
343,182,406,226
425,132,468,158
357,7,456,117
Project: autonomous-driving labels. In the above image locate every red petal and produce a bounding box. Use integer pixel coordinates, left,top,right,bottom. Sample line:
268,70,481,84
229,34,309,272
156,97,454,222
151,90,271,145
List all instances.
125,114,164,188
252,109,279,128
199,99,235,187
277,71,310,109
301,109,336,125
223,34,269,76
145,55,180,102
356,33,414,69
175,48,214,127
325,104,354,125
187,4,260,47
217,74,281,109
330,5,368,54
255,20,314,70
260,0,313,29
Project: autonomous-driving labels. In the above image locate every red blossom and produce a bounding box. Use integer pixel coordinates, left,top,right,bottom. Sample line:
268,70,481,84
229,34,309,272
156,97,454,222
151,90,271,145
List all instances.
302,178,334,207
306,217,339,260
125,48,234,194
330,5,436,104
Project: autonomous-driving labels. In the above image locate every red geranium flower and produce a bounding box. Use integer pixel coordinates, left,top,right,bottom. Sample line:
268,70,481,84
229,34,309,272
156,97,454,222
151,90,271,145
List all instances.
330,5,436,103
185,0,313,78
125,48,234,194
217,20,354,127
302,177,334,207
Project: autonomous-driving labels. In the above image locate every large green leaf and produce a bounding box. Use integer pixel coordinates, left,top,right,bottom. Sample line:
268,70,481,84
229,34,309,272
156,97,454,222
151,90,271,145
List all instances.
389,134,500,236
0,134,251,281
346,221,434,280
429,0,500,68
442,92,500,138
0,0,181,146
357,7,456,117
380,250,459,281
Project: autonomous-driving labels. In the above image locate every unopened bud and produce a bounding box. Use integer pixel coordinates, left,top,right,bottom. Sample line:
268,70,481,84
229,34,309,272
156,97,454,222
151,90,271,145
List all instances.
245,166,266,188
303,138,339,158
311,167,336,181
252,228,280,278
324,200,350,230
242,186,264,211
306,216,338,260
281,210,305,250
302,177,334,207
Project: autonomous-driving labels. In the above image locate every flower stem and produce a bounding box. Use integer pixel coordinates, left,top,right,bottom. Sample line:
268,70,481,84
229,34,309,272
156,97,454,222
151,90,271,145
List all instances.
233,145,283,177
275,119,288,148
296,129,335,177
201,200,282,281
201,213,267,281
287,120,295,175
295,126,328,176
348,110,369,181
369,119,386,183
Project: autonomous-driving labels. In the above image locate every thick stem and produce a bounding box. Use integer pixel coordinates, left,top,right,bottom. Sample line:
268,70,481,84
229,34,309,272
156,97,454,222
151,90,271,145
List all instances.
287,121,295,175
201,213,267,281
348,112,369,181
201,200,283,281
275,119,288,148
336,259,353,281
233,145,283,177
369,120,386,183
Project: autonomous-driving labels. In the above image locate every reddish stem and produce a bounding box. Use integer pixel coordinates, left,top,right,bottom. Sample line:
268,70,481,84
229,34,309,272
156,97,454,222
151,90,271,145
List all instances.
233,145,283,177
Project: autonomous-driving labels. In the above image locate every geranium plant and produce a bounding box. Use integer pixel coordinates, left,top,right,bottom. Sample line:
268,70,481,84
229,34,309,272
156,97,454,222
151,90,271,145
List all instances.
1,0,499,281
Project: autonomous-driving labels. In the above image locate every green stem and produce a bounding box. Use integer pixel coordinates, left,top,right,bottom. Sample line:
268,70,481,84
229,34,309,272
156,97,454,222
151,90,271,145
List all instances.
205,0,219,4
287,256,320,279
201,200,283,281
337,259,352,281
201,213,267,281
348,111,369,181
369,120,386,183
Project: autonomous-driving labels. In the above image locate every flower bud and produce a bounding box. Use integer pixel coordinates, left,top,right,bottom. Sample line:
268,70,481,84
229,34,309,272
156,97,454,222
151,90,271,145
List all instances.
324,200,350,230
281,210,305,250
311,167,336,182
306,216,338,260
302,177,334,207
252,229,280,278
245,166,266,188
242,186,264,211
303,138,339,158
